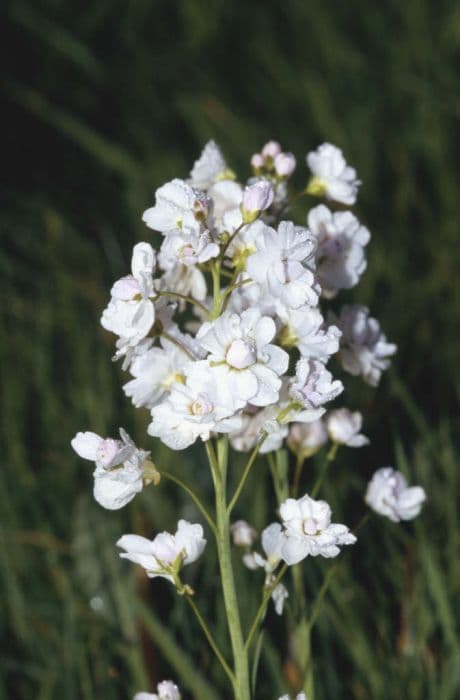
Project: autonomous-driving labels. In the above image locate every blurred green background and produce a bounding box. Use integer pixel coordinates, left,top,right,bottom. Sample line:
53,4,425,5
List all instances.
2,1,460,698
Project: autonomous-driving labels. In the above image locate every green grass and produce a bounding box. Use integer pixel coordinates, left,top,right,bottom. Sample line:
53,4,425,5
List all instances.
1,0,460,697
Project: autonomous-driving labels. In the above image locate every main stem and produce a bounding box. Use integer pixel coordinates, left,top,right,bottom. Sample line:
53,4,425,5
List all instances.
208,439,251,700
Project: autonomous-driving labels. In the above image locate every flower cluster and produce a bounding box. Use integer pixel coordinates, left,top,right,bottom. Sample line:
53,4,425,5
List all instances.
69,138,426,700
72,140,396,496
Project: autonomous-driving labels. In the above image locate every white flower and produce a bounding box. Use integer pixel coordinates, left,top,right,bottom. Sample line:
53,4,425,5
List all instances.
246,221,318,309
101,242,156,347
271,582,289,615
148,361,244,450
71,429,151,509
290,359,343,416
142,178,210,234
117,520,206,582
287,420,328,457
242,180,274,221
197,309,289,407
189,140,228,190
307,205,370,295
333,305,397,386
208,179,243,229
123,340,190,409
226,219,267,268
231,520,258,547
306,143,361,205
274,152,296,177
365,467,426,522
326,408,369,447
159,228,219,267
277,305,341,361
279,494,356,563
134,680,181,700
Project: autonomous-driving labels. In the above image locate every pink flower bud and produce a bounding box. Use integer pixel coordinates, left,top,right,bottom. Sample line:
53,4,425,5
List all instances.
274,152,296,177
242,181,274,215
250,153,264,169
262,140,282,158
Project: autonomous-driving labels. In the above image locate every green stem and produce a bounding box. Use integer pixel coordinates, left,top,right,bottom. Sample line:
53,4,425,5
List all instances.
227,433,267,515
186,595,235,683
206,439,251,700
156,290,210,318
211,261,222,319
160,470,217,536
244,564,288,653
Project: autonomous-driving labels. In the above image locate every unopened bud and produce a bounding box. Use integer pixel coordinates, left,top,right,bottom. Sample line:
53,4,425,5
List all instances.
262,140,282,158
241,181,274,223
274,152,296,177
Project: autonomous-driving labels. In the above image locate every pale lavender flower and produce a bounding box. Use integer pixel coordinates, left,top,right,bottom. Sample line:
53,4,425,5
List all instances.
365,467,426,522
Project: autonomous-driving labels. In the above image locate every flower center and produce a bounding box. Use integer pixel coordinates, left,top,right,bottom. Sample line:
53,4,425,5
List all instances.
303,517,320,535
226,339,256,369
162,372,185,390
191,394,214,416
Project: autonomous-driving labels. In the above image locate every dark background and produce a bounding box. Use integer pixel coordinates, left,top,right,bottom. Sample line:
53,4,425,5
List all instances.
1,1,460,698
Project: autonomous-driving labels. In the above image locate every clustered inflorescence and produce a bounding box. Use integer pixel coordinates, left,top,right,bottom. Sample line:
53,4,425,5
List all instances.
72,139,426,699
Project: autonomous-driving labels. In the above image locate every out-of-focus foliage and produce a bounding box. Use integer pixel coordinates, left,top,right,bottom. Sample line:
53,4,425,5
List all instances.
1,0,459,698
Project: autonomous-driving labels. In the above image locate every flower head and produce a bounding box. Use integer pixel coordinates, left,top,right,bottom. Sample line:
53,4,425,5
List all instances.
326,408,369,447
365,467,426,522
290,359,343,416
333,305,397,386
279,493,356,563
117,520,206,584
189,140,228,190
246,221,318,309
101,242,156,349
277,305,341,361
71,429,154,509
197,309,289,407
142,178,210,234
306,143,360,205
148,360,244,449
308,205,370,295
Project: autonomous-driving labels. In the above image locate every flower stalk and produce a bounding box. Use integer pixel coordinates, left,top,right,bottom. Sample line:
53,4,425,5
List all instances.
207,438,251,700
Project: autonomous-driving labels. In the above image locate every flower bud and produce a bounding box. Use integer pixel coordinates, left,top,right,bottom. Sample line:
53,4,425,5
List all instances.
251,153,264,169
274,152,296,177
231,520,257,547
262,140,282,158
241,181,274,223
